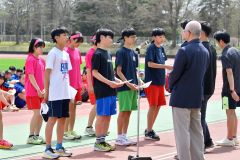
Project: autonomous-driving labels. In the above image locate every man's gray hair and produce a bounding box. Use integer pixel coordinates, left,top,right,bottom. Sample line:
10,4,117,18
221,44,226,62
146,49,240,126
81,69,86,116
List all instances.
185,20,201,37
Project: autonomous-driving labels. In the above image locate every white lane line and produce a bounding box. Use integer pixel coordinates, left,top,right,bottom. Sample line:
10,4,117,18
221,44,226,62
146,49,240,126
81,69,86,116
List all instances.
151,152,177,159
4,120,229,160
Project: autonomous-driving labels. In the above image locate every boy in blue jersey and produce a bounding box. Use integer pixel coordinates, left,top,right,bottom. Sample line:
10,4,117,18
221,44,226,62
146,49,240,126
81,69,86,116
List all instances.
144,28,173,140
115,28,138,146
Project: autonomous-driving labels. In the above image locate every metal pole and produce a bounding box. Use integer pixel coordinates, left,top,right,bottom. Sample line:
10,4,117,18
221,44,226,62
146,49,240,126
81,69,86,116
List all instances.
238,22,240,47
136,49,140,157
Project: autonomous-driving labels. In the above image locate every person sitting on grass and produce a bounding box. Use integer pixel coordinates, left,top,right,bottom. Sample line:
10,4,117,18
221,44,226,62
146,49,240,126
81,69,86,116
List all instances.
0,89,13,149
14,73,26,109
0,73,18,112
9,66,18,80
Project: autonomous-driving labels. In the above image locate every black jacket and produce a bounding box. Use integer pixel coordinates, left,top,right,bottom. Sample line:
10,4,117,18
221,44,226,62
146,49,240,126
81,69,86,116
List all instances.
202,41,217,96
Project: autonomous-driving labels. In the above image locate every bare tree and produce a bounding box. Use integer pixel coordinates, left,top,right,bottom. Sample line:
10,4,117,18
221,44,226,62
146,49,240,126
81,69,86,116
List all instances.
164,0,193,48
5,0,28,44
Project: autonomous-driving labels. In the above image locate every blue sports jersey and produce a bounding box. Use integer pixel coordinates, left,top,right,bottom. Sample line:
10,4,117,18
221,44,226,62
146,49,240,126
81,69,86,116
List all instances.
115,47,138,92
144,43,167,85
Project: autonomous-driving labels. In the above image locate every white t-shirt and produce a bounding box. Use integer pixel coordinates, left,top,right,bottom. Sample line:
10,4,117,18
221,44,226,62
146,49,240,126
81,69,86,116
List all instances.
46,47,72,101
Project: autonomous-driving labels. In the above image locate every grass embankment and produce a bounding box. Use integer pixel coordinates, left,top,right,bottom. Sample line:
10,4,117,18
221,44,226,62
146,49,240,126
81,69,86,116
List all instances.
0,58,145,71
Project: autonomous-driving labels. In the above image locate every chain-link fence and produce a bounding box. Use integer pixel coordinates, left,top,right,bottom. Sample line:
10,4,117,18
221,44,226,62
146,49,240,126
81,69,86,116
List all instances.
0,35,152,44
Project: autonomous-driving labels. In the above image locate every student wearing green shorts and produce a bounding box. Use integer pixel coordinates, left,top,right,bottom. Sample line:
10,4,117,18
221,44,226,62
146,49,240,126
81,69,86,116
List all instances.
115,28,138,146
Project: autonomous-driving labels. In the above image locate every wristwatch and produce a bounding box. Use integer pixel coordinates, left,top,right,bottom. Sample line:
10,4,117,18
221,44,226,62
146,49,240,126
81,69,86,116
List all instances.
230,89,235,93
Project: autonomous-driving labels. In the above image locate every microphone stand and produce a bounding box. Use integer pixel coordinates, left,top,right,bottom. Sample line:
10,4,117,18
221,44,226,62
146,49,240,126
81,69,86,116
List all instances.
128,47,152,160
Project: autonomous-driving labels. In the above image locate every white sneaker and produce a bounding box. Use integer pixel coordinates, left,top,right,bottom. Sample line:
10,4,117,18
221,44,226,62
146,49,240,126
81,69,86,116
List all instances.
63,131,75,140
43,148,60,159
123,137,137,146
115,137,131,146
70,131,82,139
233,137,239,146
216,138,235,147
85,127,95,136
164,90,171,96
55,147,72,157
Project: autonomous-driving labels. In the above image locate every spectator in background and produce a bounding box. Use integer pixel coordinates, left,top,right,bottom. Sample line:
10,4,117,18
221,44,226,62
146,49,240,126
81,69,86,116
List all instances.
180,19,191,47
14,73,26,109
81,67,89,103
9,66,18,80
15,69,24,80
0,72,18,112
4,70,12,84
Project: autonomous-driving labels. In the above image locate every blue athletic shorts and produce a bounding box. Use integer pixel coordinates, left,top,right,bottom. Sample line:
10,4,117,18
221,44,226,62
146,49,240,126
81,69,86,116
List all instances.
14,96,26,108
96,96,117,116
47,99,70,118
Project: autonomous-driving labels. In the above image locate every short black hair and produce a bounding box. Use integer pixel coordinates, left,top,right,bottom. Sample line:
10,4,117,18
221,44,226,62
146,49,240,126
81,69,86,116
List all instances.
121,27,136,39
4,70,11,75
51,26,69,43
180,19,191,29
151,28,165,37
16,68,23,73
95,28,114,44
70,31,84,43
213,30,230,44
9,66,16,71
28,38,45,53
200,21,212,36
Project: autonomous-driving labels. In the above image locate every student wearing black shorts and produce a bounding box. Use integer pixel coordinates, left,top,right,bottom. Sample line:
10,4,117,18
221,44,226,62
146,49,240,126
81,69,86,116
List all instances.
214,30,240,147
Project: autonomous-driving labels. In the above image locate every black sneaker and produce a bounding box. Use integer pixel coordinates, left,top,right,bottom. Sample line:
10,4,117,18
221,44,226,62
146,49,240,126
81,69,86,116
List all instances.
145,130,160,141
144,129,148,136
205,140,214,149
174,155,179,160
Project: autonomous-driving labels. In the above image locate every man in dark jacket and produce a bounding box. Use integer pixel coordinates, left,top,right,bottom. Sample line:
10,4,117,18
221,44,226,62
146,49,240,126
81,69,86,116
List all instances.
169,21,209,160
200,21,217,149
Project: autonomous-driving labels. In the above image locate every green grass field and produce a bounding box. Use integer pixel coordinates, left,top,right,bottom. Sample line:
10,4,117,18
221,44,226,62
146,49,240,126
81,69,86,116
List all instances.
0,58,145,71
0,59,26,71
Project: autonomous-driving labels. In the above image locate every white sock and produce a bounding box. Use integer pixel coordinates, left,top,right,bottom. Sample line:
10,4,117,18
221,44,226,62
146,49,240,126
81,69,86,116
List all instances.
118,134,122,139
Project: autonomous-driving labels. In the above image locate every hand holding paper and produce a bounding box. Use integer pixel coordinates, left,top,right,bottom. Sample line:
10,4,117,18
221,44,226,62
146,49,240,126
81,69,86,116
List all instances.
138,81,152,89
